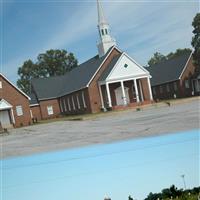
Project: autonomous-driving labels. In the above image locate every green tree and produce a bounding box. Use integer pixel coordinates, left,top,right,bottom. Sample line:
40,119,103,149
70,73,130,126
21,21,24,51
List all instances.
167,48,192,60
17,49,78,94
191,13,200,76
147,49,192,67
17,60,40,94
148,52,166,66
128,195,134,200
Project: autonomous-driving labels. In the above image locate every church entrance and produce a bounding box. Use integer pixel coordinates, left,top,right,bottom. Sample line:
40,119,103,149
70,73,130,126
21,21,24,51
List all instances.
114,86,130,106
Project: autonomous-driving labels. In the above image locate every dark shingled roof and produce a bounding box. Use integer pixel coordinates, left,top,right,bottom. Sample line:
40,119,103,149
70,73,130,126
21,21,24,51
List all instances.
147,52,191,86
98,54,121,81
31,47,118,100
29,93,39,105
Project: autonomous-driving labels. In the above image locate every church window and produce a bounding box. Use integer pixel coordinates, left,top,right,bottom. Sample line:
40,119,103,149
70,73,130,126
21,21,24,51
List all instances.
16,105,23,116
185,80,189,88
159,86,163,93
174,82,178,91
124,64,128,68
105,29,108,34
47,106,53,116
72,96,75,110
82,91,86,108
63,99,67,111
76,94,80,109
101,29,104,35
153,87,156,95
60,99,63,113
166,84,170,92
67,98,71,111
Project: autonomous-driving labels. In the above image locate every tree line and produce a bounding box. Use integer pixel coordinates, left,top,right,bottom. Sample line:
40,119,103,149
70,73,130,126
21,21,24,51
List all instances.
119,185,200,200
144,185,200,200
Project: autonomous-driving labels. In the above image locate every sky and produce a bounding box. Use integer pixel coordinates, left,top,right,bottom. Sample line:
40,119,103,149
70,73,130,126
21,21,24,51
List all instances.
0,0,199,84
2,129,199,200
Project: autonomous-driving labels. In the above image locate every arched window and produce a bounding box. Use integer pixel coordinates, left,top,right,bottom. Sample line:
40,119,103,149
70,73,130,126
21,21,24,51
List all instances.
101,29,104,35
105,29,108,35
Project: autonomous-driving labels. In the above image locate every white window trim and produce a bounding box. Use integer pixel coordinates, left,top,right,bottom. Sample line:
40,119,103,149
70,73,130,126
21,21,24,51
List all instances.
153,87,156,95
166,84,170,92
0,81,2,89
159,86,163,93
16,105,23,116
82,91,86,108
76,94,80,109
63,99,67,112
60,99,63,113
72,96,75,110
174,82,178,91
47,105,54,115
67,98,71,111
185,80,190,89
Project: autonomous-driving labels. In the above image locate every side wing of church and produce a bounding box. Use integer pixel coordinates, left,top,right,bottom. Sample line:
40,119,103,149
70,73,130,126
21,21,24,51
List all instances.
30,0,153,120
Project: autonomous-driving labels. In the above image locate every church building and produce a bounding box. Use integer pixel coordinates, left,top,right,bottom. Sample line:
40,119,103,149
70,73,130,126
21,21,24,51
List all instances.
30,0,153,120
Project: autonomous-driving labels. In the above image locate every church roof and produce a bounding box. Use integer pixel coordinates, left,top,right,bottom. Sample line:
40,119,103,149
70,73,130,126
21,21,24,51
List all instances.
98,54,122,81
147,51,192,86
31,46,120,100
29,93,39,106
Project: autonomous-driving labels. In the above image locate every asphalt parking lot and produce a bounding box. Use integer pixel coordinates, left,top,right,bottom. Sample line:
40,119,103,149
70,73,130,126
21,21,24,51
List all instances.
1,98,199,158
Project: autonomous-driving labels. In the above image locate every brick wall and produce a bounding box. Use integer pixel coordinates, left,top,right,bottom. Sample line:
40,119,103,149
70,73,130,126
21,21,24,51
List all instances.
179,57,196,97
152,57,196,100
88,48,122,113
30,105,42,121
0,75,32,127
39,99,61,119
59,88,91,115
140,78,151,101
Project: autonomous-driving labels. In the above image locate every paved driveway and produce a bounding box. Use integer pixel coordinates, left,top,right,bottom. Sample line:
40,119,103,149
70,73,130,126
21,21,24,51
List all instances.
1,98,199,158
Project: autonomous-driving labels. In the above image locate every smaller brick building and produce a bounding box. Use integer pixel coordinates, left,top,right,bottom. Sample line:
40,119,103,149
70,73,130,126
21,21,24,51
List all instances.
0,73,32,128
147,52,200,100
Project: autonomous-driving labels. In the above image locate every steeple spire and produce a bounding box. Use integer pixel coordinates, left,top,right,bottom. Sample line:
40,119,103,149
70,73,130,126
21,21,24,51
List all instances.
97,0,116,57
97,0,107,25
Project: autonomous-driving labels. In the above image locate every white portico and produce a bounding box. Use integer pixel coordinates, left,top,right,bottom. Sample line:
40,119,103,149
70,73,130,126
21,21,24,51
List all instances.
0,99,15,128
98,52,153,109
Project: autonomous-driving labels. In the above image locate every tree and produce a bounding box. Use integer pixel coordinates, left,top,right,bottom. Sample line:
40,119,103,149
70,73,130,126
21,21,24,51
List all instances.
128,195,134,200
147,52,166,66
17,49,78,94
147,49,192,67
167,48,192,60
191,13,200,76
17,60,40,94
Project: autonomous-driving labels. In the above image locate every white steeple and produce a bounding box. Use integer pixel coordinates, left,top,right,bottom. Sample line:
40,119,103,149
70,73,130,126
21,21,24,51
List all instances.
97,0,116,57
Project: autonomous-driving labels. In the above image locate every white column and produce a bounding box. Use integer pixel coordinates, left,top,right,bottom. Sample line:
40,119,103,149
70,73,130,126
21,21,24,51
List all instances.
147,77,153,100
106,83,112,107
98,84,105,109
120,81,127,105
11,108,15,124
191,79,194,95
134,79,139,103
139,79,144,102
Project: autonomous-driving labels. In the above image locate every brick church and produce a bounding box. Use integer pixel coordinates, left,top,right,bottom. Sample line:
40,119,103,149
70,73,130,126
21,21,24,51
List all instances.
30,0,153,120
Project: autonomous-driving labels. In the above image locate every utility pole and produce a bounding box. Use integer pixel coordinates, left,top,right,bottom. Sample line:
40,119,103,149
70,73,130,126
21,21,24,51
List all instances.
181,174,186,190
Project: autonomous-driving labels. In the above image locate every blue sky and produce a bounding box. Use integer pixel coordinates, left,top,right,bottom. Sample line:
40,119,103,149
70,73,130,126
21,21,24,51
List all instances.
0,0,199,84
2,129,199,200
